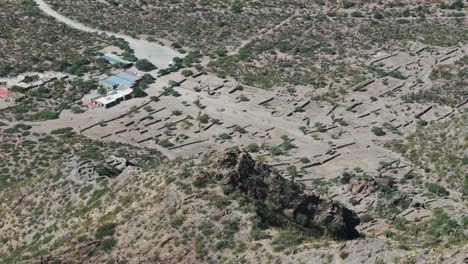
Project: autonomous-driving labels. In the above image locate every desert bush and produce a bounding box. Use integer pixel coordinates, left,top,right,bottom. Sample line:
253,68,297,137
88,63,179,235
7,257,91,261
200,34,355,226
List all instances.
272,231,304,252
372,127,386,136
95,223,117,239
100,238,117,251
243,143,259,153
425,182,449,196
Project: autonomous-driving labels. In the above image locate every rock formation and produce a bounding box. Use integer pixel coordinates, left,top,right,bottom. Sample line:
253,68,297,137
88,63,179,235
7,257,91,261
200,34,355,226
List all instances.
203,149,360,239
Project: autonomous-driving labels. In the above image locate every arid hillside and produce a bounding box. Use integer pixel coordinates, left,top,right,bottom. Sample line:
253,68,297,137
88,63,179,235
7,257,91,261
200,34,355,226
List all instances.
0,0,466,263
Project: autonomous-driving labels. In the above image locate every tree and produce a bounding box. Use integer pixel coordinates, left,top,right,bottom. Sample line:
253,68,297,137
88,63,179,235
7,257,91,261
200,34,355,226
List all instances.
270,146,283,156
351,11,363,18
197,114,210,124
287,165,298,181
9,85,25,93
142,73,155,82
0,64,12,77
239,94,249,102
71,105,84,114
95,223,117,239
374,12,384,20
169,80,178,87
97,87,107,95
243,143,259,153
181,69,193,77
238,47,251,61
371,127,386,136
343,1,356,8
231,1,244,13
132,87,147,97
135,59,156,71
425,182,449,196
100,238,117,251
158,68,169,76
448,0,464,10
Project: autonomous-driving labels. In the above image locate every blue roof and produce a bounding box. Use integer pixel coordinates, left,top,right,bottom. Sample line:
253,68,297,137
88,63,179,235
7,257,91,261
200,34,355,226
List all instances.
100,72,140,88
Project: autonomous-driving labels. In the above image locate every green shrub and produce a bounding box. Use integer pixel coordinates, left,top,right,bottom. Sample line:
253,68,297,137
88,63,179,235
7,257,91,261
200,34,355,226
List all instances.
249,218,266,240
181,69,193,77
100,238,117,251
216,133,232,140
360,214,374,223
197,114,210,124
239,94,249,102
243,143,259,153
371,127,386,136
83,186,105,203
416,119,428,127
272,231,304,252
270,146,283,156
3,127,19,134
193,177,209,188
403,172,414,179
95,223,117,239
15,123,32,130
79,184,93,197
340,251,350,259
135,59,156,71
30,110,58,121
343,1,356,8
425,182,449,196
427,209,458,238
373,12,384,20
384,229,394,238
231,1,244,13
210,194,231,208
158,139,174,148
170,215,186,229
351,11,364,18
387,70,406,80
349,197,360,205
51,127,73,135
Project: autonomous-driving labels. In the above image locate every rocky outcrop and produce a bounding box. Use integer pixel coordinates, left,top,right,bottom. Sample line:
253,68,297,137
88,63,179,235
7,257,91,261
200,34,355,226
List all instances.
205,150,360,240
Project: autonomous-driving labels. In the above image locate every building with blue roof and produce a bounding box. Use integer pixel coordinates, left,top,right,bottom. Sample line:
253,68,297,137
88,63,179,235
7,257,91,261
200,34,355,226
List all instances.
94,71,142,108
100,72,141,90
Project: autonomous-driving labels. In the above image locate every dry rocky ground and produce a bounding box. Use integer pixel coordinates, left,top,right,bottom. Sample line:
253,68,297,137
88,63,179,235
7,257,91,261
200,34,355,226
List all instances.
0,0,467,263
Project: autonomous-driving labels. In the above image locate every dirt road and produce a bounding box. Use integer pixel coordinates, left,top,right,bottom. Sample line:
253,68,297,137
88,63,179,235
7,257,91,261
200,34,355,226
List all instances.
33,0,180,69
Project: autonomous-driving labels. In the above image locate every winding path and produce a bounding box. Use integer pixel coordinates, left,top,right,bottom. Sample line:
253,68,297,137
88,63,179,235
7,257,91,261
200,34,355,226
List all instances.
33,0,180,69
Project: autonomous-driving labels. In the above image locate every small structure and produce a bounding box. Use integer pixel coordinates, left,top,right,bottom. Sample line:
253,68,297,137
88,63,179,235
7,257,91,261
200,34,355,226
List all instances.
101,53,132,66
93,88,133,108
0,87,7,98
